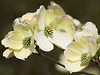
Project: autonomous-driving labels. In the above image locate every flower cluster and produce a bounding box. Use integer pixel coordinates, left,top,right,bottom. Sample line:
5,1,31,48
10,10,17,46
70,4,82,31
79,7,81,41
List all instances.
1,1,100,73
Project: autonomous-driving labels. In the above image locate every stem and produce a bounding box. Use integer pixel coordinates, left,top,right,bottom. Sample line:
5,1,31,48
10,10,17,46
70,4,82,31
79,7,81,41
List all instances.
96,60,100,67
33,52,65,68
92,58,100,67
78,72,94,75
33,46,95,75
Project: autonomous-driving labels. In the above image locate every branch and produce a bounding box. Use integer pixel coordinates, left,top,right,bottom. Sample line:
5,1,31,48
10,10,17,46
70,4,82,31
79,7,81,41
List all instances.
33,46,95,75
92,58,100,67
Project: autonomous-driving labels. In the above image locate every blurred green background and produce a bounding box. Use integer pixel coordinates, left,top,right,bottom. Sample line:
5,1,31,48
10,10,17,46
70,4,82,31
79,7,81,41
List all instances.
0,0,100,75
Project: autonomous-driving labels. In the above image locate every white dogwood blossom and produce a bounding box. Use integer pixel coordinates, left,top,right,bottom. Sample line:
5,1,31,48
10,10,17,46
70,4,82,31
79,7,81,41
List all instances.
2,20,35,60
34,6,72,52
64,36,97,72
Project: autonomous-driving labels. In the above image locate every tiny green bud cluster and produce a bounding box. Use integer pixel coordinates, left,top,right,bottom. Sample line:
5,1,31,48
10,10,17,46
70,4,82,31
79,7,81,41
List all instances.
81,53,87,61
44,26,53,36
23,37,31,48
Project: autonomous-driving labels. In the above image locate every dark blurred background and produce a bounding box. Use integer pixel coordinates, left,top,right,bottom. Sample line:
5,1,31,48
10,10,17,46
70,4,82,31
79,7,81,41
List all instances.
0,0,100,75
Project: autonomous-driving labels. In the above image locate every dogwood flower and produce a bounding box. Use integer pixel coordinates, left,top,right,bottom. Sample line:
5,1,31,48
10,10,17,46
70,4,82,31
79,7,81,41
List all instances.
74,22,98,40
34,6,72,52
64,36,97,72
2,20,35,60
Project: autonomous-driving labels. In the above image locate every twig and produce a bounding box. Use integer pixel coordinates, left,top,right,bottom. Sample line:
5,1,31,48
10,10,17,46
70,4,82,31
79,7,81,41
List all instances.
33,45,95,75
92,58,100,67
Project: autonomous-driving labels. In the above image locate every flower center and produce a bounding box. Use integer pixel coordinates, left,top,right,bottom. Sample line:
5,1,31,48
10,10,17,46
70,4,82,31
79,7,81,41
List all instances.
23,37,31,48
81,53,87,61
44,26,53,36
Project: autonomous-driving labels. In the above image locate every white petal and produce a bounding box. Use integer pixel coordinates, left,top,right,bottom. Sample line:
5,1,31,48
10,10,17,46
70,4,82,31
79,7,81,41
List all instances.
36,31,54,52
3,49,14,58
74,22,98,40
84,22,98,39
51,31,72,49
73,19,81,27
37,6,46,30
14,48,32,60
65,60,87,72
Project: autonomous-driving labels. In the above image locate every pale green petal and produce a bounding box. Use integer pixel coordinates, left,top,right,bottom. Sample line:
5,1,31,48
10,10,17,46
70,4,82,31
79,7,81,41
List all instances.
31,14,37,27
64,42,83,62
51,31,72,49
65,60,87,72
50,15,75,39
36,31,54,52
76,36,90,53
21,13,35,21
28,30,35,50
14,48,32,60
50,1,65,14
2,31,23,50
34,26,40,40
88,37,97,57
3,49,14,58
14,24,32,37
45,1,65,24
77,36,97,54
37,5,46,30
74,22,98,40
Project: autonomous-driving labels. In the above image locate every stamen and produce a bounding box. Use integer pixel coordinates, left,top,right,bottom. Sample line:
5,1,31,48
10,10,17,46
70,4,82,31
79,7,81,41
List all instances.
81,53,87,61
23,37,31,48
44,26,53,36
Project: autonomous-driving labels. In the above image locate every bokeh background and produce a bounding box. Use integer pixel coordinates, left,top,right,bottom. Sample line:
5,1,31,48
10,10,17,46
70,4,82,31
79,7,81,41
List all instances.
0,0,100,75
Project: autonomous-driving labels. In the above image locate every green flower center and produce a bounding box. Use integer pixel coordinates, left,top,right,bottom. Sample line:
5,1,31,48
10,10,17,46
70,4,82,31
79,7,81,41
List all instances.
23,37,31,48
44,26,53,36
81,53,87,61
